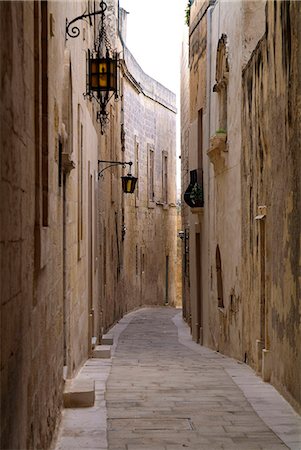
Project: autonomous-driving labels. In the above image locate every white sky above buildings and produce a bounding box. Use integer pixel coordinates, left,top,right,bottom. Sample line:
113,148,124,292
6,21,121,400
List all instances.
119,0,188,94
119,0,188,196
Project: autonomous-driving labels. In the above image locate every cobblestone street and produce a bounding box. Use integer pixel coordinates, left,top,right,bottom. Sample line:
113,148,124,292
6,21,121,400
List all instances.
55,308,301,450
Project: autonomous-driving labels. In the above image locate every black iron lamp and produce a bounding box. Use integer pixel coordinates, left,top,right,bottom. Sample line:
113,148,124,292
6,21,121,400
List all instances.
66,1,120,134
121,172,138,194
98,160,138,194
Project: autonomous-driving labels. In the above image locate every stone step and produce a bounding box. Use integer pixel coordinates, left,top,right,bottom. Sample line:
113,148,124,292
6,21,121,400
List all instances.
101,334,114,345
92,345,111,358
63,379,95,408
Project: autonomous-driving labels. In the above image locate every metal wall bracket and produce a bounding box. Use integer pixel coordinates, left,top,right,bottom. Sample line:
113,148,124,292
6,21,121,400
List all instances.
65,1,107,40
98,160,133,179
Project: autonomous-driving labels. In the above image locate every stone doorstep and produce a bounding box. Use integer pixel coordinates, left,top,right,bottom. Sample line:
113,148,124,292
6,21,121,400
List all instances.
101,334,114,345
92,345,111,359
63,379,95,408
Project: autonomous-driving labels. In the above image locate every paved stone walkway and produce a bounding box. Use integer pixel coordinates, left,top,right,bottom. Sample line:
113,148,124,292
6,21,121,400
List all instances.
106,308,300,450
54,307,301,450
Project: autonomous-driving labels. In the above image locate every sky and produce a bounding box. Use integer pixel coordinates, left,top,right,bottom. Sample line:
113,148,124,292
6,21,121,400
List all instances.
119,0,188,94
118,0,188,194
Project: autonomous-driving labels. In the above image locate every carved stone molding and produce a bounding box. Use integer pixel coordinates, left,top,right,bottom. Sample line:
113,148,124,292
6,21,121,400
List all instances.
207,132,228,173
62,153,76,173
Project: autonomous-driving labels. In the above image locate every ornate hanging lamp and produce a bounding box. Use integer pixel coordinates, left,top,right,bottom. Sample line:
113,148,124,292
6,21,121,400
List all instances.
66,1,119,134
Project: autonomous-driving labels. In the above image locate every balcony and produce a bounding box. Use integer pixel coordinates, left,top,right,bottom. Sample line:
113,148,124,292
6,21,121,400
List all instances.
183,169,204,209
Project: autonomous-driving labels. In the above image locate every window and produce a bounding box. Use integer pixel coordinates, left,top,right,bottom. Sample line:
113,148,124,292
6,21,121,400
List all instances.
213,34,229,132
135,137,139,205
34,0,49,270
41,0,49,226
216,245,224,308
148,146,155,204
162,151,168,204
103,226,107,286
110,105,116,203
197,109,203,175
135,245,138,276
78,106,84,256
141,250,145,274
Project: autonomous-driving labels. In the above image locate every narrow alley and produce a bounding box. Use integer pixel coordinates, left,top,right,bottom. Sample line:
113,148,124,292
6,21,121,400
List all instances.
1,0,301,448
55,307,301,450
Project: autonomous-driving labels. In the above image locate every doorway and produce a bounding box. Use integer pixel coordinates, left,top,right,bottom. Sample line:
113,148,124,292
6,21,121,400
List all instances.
88,169,94,356
196,233,203,343
62,169,70,378
165,255,169,305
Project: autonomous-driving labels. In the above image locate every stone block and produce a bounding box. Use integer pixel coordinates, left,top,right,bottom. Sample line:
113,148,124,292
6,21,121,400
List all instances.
92,345,111,359
262,349,272,382
256,339,264,374
101,334,114,345
63,379,95,408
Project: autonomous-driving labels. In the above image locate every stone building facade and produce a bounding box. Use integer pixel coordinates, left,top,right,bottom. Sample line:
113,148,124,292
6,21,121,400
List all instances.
0,0,177,448
180,28,191,324
120,43,177,312
181,0,300,413
0,1,100,447
98,8,177,331
241,0,301,413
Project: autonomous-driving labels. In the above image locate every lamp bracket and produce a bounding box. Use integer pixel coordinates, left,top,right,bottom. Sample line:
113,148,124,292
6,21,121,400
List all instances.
98,160,133,179
66,1,107,40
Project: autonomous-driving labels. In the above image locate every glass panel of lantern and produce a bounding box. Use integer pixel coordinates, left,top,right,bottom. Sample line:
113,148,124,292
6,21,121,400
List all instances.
89,58,117,92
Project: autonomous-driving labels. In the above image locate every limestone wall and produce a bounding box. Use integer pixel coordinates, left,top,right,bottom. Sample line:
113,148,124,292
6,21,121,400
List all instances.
0,0,100,447
204,0,244,358
120,46,177,312
241,0,301,413
180,28,191,325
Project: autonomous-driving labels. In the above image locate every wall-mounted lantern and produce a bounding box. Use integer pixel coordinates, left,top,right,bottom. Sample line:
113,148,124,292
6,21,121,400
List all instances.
66,1,119,134
98,160,138,194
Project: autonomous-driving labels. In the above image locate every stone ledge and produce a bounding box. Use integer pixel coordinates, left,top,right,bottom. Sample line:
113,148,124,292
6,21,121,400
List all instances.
63,379,95,408
92,345,111,359
207,132,228,173
101,334,114,345
190,207,204,216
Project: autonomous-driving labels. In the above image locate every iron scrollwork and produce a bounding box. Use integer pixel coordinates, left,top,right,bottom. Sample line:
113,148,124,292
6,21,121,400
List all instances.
65,1,107,40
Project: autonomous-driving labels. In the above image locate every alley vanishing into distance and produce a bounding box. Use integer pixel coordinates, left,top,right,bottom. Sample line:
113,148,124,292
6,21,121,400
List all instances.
55,308,301,450
1,0,301,448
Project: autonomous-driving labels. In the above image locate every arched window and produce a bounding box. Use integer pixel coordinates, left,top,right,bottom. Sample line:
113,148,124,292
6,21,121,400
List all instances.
213,34,229,132
216,245,224,308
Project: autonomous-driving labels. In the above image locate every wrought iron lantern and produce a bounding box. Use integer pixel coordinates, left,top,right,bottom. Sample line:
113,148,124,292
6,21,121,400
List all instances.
121,173,138,194
66,1,119,134
98,160,138,194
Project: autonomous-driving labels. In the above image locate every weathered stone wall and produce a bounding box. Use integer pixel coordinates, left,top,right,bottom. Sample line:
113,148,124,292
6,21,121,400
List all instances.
120,46,177,312
97,109,125,332
0,3,43,447
180,28,191,325
242,0,301,412
0,0,100,447
204,0,244,359
183,0,267,353
185,0,209,344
